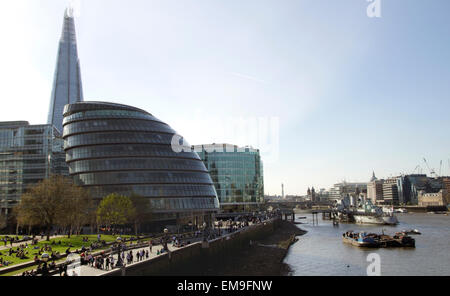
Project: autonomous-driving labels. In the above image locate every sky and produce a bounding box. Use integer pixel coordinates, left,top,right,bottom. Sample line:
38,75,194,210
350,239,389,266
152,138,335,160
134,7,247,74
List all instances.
0,0,449,196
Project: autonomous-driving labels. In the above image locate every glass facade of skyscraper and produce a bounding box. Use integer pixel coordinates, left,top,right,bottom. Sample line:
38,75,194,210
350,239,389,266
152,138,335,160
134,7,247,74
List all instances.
62,102,219,227
0,121,67,215
47,9,84,133
193,144,264,212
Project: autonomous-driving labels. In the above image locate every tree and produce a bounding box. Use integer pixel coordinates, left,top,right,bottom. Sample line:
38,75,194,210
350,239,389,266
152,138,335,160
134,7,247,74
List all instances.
57,185,94,238
15,175,93,240
96,194,136,230
129,193,153,235
0,213,6,231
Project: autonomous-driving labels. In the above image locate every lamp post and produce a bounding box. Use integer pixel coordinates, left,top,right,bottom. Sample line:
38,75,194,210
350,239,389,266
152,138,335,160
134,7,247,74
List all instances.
163,228,169,251
115,237,123,267
202,222,207,242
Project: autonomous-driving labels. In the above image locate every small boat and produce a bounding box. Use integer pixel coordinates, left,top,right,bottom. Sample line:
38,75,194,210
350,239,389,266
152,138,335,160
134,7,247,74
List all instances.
401,229,421,235
394,208,408,213
342,231,379,248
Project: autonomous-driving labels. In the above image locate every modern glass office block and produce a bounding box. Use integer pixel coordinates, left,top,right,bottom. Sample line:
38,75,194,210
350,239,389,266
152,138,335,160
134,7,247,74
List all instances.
193,144,264,212
0,122,67,214
62,102,219,226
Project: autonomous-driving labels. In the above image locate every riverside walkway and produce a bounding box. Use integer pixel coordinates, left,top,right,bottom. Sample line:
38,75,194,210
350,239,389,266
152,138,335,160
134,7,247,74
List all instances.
55,221,269,276
57,229,231,276
60,242,180,276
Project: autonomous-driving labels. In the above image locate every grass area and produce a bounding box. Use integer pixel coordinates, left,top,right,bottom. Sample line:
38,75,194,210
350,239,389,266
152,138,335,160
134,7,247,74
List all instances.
0,234,133,270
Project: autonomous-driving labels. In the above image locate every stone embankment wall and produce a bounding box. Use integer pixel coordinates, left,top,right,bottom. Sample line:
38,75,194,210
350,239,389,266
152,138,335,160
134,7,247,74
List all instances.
103,219,280,276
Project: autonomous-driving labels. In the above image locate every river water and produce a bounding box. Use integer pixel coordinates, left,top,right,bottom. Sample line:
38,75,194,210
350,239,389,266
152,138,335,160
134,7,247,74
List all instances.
284,212,450,276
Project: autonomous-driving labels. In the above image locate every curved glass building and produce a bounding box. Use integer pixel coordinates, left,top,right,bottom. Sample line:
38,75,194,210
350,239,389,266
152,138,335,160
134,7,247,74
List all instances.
62,102,219,228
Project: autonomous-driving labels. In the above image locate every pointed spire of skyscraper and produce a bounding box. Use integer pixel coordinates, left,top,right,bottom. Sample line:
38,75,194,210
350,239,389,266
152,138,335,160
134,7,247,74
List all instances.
370,171,377,182
47,8,83,133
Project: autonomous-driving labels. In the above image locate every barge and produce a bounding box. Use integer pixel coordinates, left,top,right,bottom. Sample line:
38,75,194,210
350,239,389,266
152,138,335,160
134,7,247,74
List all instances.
342,231,415,248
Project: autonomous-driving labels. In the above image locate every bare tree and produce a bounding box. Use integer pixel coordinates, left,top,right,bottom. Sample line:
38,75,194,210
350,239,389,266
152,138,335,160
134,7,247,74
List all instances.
15,175,94,240
129,193,153,235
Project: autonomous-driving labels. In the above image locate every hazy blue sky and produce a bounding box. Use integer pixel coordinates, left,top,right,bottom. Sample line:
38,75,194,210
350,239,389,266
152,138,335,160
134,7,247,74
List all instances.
1,0,449,195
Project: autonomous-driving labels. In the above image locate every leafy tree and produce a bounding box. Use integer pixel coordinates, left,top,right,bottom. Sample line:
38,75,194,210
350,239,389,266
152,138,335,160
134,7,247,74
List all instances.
96,193,136,229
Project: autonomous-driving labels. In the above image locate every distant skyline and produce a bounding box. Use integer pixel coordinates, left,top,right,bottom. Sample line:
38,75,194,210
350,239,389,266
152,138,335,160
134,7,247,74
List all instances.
1,0,449,195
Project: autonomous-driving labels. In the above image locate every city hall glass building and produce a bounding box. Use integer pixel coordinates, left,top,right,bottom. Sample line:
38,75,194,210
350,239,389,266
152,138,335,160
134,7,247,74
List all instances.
62,102,219,228
193,144,264,213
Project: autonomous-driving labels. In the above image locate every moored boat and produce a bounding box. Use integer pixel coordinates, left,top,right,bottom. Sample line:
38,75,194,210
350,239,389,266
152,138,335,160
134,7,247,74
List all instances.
342,231,378,248
401,229,421,235
354,201,399,225
342,231,415,248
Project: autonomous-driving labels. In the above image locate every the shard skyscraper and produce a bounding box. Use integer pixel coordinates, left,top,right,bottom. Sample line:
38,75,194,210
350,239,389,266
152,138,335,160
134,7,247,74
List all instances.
47,8,84,133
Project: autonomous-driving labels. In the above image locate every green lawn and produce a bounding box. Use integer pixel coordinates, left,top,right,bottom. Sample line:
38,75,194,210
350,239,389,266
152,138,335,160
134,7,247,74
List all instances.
0,234,133,271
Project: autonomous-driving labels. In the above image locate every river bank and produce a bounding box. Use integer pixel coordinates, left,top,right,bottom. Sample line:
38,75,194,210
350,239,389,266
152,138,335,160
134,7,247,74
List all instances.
192,220,307,276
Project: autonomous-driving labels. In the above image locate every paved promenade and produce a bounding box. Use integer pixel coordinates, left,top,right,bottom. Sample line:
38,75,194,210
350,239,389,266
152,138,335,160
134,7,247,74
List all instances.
55,227,243,276
66,244,177,276
55,234,210,276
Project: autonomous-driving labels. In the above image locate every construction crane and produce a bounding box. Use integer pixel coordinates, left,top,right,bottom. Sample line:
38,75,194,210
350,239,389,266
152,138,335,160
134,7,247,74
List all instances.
423,158,438,177
439,160,443,177
412,165,421,174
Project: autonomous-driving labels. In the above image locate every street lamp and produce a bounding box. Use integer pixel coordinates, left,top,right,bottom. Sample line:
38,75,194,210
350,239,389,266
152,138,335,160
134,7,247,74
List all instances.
163,228,169,251
202,222,208,242
115,237,123,267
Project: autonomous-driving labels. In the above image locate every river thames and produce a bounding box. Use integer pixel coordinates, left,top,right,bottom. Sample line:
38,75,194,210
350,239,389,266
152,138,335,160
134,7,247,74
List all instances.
284,212,450,276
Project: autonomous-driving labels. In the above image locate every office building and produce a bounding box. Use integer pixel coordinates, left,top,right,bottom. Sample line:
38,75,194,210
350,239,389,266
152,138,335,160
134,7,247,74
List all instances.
382,178,400,205
0,121,67,216
193,143,264,213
